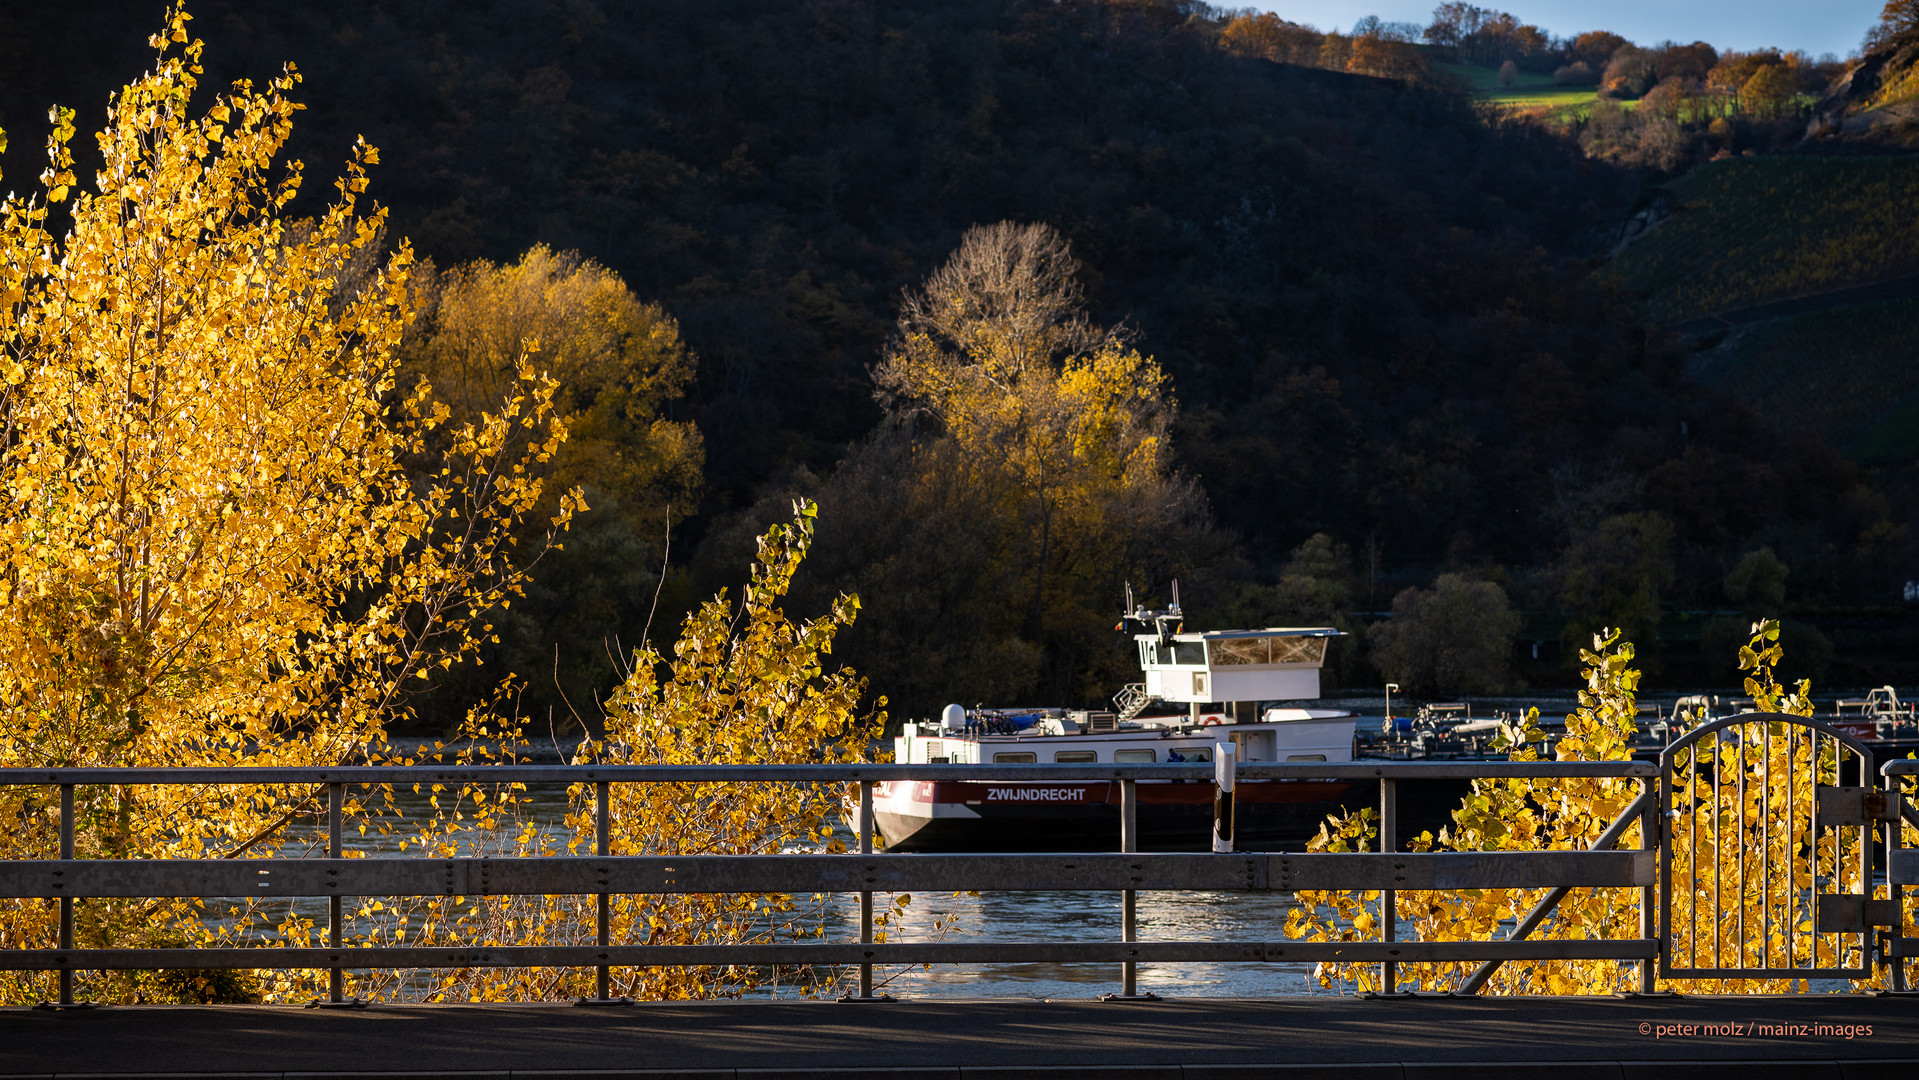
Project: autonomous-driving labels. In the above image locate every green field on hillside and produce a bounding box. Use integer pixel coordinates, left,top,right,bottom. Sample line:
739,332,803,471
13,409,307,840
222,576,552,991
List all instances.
1438,63,1603,121
1686,298,1919,462
1436,61,1556,90
1608,156,1919,324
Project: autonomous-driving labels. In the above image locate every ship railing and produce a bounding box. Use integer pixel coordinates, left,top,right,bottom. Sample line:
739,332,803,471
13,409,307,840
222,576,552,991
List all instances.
0,761,1673,1004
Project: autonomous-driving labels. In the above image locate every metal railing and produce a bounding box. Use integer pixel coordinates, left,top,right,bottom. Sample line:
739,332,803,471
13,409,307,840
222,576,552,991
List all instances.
0,760,1671,1005
1879,758,1919,993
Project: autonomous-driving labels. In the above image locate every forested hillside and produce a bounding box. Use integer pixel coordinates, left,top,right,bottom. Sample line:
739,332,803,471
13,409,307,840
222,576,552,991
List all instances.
2,0,1908,719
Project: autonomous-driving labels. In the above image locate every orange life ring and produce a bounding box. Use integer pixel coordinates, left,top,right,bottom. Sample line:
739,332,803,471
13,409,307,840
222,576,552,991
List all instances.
1201,716,1223,726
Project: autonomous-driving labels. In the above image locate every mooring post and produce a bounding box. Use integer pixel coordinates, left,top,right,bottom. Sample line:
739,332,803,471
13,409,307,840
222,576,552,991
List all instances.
1380,776,1396,995
597,779,611,1001
328,782,344,1004
59,783,73,1007
859,779,874,999
1212,743,1235,854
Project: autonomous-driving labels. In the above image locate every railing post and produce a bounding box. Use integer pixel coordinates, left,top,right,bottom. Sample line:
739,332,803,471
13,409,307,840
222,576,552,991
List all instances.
59,784,74,1007
576,778,629,1006
597,780,611,1001
1380,777,1396,995
1122,778,1139,997
858,779,874,999
1639,774,1657,994
1891,774,1907,994
1101,776,1155,1002
328,782,343,1004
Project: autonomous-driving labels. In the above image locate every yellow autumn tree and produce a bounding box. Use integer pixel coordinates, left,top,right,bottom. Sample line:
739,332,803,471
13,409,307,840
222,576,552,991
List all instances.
405,245,704,712
0,7,574,1003
871,221,1203,700
351,501,883,1003
412,244,702,525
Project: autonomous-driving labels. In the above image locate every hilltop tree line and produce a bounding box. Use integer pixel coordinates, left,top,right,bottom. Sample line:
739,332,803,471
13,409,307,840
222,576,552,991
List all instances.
1,0,1909,723
1215,4,1867,171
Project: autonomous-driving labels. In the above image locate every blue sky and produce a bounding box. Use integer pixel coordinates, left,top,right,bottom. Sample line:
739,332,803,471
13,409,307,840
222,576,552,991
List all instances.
1250,2,1888,58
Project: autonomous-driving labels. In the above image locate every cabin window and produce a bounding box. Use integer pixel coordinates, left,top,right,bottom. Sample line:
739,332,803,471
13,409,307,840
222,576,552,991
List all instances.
1206,635,1329,666
992,752,1037,763
1271,636,1327,666
928,756,950,764
1163,639,1204,665
1209,637,1268,665
1286,754,1327,762
1053,750,1097,763
1113,749,1156,763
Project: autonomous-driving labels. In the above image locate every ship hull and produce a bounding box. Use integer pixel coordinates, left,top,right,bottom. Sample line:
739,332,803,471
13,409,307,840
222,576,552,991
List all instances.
870,778,1363,852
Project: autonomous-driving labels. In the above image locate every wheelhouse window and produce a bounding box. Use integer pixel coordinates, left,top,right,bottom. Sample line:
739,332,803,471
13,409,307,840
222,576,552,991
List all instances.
992,751,1037,763
1053,750,1097,763
1271,636,1327,666
1206,635,1328,666
1208,636,1268,665
1159,639,1205,665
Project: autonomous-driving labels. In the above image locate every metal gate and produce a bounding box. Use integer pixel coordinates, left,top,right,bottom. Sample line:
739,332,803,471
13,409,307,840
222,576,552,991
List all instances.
1659,713,1899,981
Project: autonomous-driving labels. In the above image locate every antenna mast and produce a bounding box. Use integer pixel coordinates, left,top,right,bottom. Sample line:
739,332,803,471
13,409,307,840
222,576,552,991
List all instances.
1119,578,1182,644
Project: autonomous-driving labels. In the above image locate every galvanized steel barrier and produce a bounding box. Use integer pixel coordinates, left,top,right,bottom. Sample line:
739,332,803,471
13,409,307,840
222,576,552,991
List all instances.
1,739,1908,1005
1657,714,1914,991
1881,757,1919,993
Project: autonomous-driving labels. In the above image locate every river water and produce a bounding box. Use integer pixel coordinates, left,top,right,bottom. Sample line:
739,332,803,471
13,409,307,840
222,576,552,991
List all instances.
800,874,1342,1000
298,775,1381,1001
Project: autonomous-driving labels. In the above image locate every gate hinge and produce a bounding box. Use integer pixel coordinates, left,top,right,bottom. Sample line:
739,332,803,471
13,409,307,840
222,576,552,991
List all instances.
1815,893,1901,934
1816,786,1901,828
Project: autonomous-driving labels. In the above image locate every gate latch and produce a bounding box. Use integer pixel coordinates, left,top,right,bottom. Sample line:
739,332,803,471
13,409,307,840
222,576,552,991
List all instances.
1815,893,1901,934
1816,786,1901,828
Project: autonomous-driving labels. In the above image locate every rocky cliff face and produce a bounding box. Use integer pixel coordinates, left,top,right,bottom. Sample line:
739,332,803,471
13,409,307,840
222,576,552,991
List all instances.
1806,35,1919,148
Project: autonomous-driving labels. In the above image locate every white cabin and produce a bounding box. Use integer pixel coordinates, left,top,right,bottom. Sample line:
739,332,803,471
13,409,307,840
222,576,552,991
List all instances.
1137,627,1337,703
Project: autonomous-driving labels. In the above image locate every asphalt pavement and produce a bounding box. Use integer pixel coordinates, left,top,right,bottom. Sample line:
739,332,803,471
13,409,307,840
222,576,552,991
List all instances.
1,994,1914,1079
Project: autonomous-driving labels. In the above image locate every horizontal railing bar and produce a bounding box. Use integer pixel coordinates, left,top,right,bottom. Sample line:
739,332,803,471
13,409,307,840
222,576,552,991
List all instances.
0,761,1656,786
0,939,1658,970
1662,966,1875,979
0,851,1653,898
1885,761,1919,776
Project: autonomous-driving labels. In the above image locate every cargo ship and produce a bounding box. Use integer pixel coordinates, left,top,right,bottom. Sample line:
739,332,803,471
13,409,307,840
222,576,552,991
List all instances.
860,588,1360,851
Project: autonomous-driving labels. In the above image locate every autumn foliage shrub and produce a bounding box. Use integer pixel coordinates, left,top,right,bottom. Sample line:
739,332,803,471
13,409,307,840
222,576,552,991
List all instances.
0,6,882,1005
1286,621,1915,994
0,7,578,1003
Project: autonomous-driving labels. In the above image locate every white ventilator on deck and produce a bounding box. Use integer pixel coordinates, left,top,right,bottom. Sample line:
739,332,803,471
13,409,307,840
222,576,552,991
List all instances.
1134,628,1339,703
